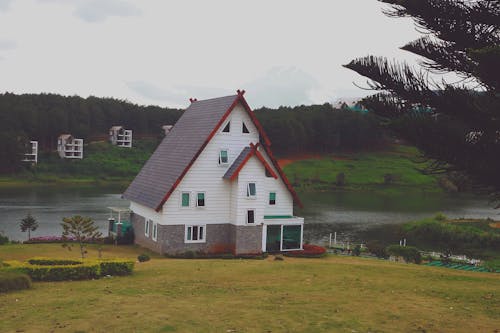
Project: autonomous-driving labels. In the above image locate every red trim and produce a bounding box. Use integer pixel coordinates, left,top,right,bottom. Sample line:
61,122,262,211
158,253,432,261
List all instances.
228,143,278,181
155,91,302,211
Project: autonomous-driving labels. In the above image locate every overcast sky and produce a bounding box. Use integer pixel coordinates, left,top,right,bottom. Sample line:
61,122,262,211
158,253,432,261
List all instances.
0,0,423,108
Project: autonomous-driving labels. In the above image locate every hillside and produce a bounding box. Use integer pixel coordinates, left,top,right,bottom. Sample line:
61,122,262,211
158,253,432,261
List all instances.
0,244,498,332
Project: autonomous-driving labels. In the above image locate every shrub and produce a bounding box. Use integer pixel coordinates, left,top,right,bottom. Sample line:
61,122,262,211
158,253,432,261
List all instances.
28,258,82,266
386,245,422,264
366,240,388,258
11,262,101,281
283,244,327,258
274,255,284,261
434,212,447,221
0,232,9,245
336,172,346,186
137,254,150,262
352,245,361,256
99,260,134,276
0,271,32,293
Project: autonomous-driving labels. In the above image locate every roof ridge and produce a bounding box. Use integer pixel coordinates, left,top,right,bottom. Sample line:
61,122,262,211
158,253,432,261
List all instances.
190,94,238,104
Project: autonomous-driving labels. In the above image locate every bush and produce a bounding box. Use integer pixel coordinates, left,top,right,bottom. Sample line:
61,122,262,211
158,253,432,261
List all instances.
0,232,9,245
99,260,134,276
11,262,101,281
386,245,422,264
0,271,32,293
283,244,327,258
352,245,361,256
336,172,346,186
366,240,388,258
434,212,447,221
28,258,82,266
274,255,284,261
137,254,150,262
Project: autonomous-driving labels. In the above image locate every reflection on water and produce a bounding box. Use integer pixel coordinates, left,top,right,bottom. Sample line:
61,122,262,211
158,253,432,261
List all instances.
0,186,496,243
297,191,497,244
0,186,128,241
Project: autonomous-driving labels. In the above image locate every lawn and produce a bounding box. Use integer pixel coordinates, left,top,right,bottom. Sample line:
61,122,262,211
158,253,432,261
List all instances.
283,145,440,193
1,244,499,332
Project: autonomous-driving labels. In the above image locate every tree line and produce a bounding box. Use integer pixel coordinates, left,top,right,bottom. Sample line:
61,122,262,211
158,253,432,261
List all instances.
0,92,387,173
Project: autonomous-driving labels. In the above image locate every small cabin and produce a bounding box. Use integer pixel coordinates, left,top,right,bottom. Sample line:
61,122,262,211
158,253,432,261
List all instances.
162,125,173,136
22,141,38,164
57,134,83,159
109,126,133,148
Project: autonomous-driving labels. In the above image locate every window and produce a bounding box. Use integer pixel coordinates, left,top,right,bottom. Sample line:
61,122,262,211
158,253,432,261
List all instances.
247,182,256,198
219,150,228,165
197,192,205,207
222,122,230,133
152,222,158,241
269,192,276,205
247,210,255,224
181,192,190,207
144,219,151,237
186,225,205,243
242,122,250,133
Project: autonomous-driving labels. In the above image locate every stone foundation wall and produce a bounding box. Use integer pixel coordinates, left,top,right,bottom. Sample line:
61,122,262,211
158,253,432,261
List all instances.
131,212,262,255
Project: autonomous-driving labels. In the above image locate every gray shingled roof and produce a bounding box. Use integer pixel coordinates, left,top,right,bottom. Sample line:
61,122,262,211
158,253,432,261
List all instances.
223,146,252,180
123,94,239,210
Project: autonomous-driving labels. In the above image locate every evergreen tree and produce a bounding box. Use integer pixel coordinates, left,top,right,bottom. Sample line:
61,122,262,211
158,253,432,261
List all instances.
61,215,102,259
344,0,500,195
20,213,38,240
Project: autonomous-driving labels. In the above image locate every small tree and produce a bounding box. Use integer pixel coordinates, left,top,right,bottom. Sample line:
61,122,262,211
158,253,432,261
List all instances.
20,213,38,241
61,215,102,259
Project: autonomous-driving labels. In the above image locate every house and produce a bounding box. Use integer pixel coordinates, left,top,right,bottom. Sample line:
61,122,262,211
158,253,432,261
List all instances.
22,140,38,164
57,134,83,159
109,126,133,148
123,90,304,255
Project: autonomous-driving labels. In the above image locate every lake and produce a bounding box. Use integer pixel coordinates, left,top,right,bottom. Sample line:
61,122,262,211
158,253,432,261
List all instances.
0,186,497,243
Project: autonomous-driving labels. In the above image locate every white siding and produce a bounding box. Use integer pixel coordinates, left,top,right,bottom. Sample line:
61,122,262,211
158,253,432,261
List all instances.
130,201,162,223
233,156,266,225
161,103,260,225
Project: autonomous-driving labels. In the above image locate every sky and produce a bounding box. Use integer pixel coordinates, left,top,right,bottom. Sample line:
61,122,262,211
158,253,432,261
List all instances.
0,0,424,109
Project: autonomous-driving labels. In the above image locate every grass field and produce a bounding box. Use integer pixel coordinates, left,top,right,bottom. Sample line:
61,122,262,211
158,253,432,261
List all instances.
1,244,499,332
283,145,440,193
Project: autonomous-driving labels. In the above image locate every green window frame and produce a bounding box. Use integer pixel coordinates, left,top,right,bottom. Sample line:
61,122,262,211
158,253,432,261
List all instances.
269,192,276,205
181,192,190,207
219,150,228,165
197,192,205,207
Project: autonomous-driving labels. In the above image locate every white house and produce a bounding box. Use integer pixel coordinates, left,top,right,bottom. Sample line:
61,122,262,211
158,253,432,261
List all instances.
57,134,83,159
109,126,133,148
123,90,304,255
22,140,38,164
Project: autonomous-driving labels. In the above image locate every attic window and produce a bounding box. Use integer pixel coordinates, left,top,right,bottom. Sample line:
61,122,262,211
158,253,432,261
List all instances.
219,150,228,165
247,182,256,198
222,122,230,133
242,122,250,134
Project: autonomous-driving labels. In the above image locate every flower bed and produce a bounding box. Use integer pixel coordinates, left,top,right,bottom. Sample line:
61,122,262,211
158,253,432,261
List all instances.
283,244,327,258
24,236,101,244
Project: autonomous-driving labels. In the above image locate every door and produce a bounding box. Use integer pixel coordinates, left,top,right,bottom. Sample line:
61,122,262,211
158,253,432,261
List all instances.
266,225,281,252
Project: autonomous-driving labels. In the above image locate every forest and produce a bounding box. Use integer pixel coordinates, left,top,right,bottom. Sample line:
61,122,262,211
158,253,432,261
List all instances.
0,93,386,173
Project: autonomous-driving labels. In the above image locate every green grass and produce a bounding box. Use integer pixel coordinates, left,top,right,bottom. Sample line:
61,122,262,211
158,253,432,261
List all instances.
0,244,499,332
0,139,159,187
283,145,440,193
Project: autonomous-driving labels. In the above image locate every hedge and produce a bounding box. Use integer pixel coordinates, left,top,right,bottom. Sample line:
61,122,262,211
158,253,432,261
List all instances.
386,245,422,264
283,244,327,258
28,258,82,266
3,258,135,282
0,271,32,293
99,259,135,276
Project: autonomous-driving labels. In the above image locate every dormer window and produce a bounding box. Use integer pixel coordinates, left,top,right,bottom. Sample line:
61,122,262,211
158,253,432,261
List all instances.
219,150,228,165
242,122,250,134
222,122,230,133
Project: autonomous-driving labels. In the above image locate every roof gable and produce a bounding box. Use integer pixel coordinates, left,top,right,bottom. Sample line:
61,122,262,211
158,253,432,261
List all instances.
223,144,278,181
123,90,302,211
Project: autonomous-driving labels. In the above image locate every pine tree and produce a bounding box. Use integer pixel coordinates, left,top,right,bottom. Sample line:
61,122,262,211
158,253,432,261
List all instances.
20,213,38,241
344,0,500,195
61,215,102,259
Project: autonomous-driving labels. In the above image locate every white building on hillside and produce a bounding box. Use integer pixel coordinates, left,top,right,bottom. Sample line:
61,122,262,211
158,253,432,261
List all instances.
57,134,83,159
22,140,38,164
109,126,133,148
123,90,304,255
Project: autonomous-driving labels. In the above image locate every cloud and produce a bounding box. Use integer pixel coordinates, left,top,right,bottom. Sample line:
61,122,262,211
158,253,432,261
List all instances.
243,67,320,108
0,39,16,50
0,0,13,11
126,81,231,107
73,0,141,23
